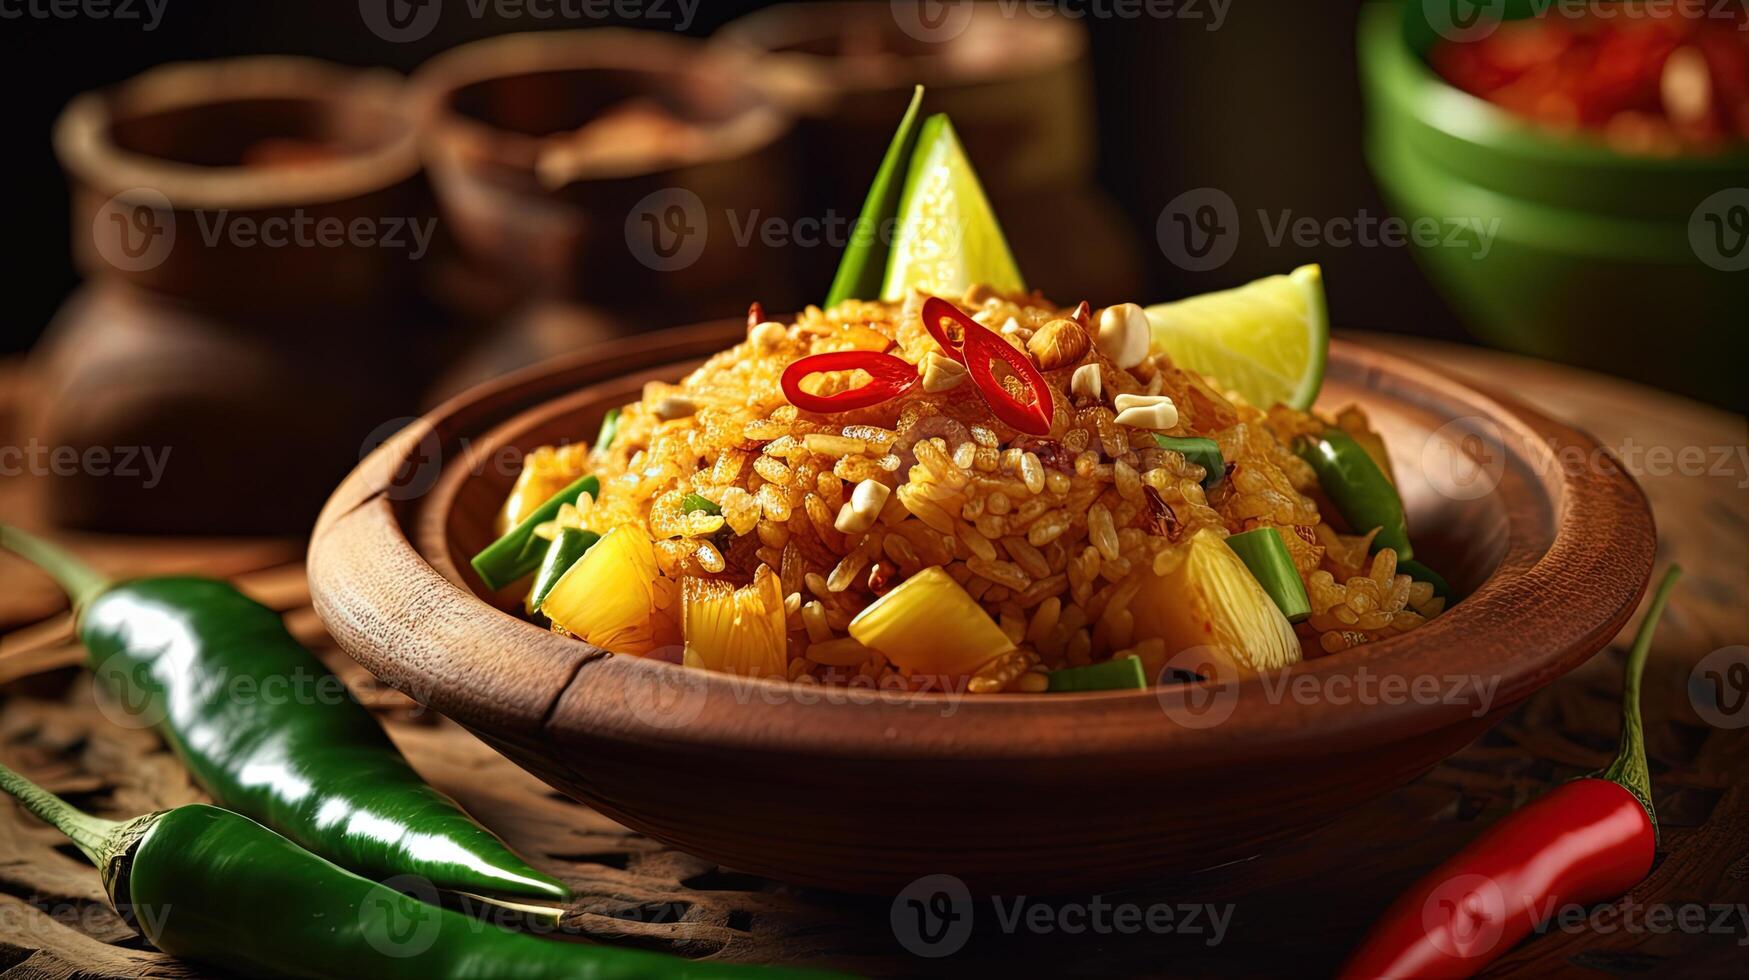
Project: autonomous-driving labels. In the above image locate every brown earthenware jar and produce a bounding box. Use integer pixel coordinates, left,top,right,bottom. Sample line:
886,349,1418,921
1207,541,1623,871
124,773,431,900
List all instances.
409,29,799,391
41,57,431,534
716,1,1144,304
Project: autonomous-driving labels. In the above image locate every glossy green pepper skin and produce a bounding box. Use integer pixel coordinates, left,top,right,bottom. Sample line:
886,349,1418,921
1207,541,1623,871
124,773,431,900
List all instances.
80,577,568,902
1296,430,1414,561
123,805,832,980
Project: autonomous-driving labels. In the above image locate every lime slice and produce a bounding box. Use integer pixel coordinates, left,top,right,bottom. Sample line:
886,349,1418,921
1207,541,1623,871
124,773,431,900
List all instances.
1143,264,1329,411
879,113,1025,302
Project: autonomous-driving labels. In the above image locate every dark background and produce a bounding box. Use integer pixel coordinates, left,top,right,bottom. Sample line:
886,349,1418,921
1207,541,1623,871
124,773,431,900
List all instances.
0,0,1465,355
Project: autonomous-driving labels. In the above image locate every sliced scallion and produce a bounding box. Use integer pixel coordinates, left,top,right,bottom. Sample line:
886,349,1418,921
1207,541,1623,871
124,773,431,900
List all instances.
1047,657,1147,692
525,528,600,614
1155,435,1225,488
593,408,621,454
470,474,599,590
1225,527,1311,623
681,493,722,516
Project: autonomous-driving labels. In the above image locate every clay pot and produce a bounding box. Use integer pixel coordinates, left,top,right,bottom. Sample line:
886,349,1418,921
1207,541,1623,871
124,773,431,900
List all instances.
716,2,1143,303
410,29,798,369
309,328,1655,895
56,56,427,323
40,57,431,534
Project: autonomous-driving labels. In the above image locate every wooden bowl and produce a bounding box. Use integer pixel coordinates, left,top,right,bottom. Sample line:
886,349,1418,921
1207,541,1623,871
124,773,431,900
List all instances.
309,326,1655,895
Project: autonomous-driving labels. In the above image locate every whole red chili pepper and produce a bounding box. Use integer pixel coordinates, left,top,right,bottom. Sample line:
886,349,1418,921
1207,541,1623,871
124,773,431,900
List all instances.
781,349,919,413
1339,566,1681,980
920,296,1055,435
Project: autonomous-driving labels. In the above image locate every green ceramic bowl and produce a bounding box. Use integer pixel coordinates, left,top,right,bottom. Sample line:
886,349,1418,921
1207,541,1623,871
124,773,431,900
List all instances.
1358,1,1749,410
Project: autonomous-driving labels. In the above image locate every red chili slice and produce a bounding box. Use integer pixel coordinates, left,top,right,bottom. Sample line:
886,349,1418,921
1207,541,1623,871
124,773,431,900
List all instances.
781,350,919,413
920,296,1055,435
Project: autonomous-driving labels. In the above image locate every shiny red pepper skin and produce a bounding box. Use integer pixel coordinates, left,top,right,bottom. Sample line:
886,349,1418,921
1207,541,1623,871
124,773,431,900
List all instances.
1339,778,1655,979
1342,566,1680,980
781,349,919,412
920,296,1055,435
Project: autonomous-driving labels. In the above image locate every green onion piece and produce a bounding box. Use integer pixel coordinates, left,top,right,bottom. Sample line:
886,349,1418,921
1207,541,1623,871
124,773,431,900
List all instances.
1398,558,1455,602
824,86,925,307
525,528,600,614
1225,527,1312,623
1155,435,1225,488
681,493,722,516
1047,657,1147,692
469,474,599,591
1296,430,1413,562
593,408,621,455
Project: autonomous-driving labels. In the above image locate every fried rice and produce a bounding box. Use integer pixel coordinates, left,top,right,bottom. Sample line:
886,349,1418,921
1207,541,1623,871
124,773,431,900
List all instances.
505,287,1446,692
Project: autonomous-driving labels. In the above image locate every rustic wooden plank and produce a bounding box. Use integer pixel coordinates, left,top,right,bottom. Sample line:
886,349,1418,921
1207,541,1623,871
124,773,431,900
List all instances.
1,343,1745,978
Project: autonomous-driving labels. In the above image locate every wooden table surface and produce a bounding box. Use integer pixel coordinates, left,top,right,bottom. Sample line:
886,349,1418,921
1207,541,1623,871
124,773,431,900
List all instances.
2,339,1746,979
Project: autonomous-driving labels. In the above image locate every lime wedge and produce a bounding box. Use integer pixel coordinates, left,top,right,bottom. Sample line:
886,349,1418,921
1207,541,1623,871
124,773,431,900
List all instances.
879,113,1025,302
1143,264,1329,410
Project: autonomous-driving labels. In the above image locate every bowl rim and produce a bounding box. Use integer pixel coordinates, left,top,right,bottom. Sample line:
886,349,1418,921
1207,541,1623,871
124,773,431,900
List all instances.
310,324,1655,768
1358,3,1749,172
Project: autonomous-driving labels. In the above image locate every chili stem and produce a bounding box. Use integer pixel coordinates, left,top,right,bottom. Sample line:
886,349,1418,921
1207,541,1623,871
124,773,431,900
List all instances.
1598,565,1681,832
0,524,112,612
0,760,119,864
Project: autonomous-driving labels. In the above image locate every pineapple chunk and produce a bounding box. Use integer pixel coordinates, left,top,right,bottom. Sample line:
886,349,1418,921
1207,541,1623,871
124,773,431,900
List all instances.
682,566,788,678
498,445,589,533
848,566,1014,676
541,526,659,654
1131,528,1300,676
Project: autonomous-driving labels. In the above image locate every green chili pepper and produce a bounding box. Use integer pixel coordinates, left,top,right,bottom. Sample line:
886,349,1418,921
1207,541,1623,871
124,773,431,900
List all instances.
1154,435,1225,488
525,528,599,614
1398,558,1455,602
594,407,621,454
1296,430,1414,561
0,762,839,979
824,86,924,307
0,525,567,903
1225,528,1311,623
1047,657,1147,692
470,474,600,590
